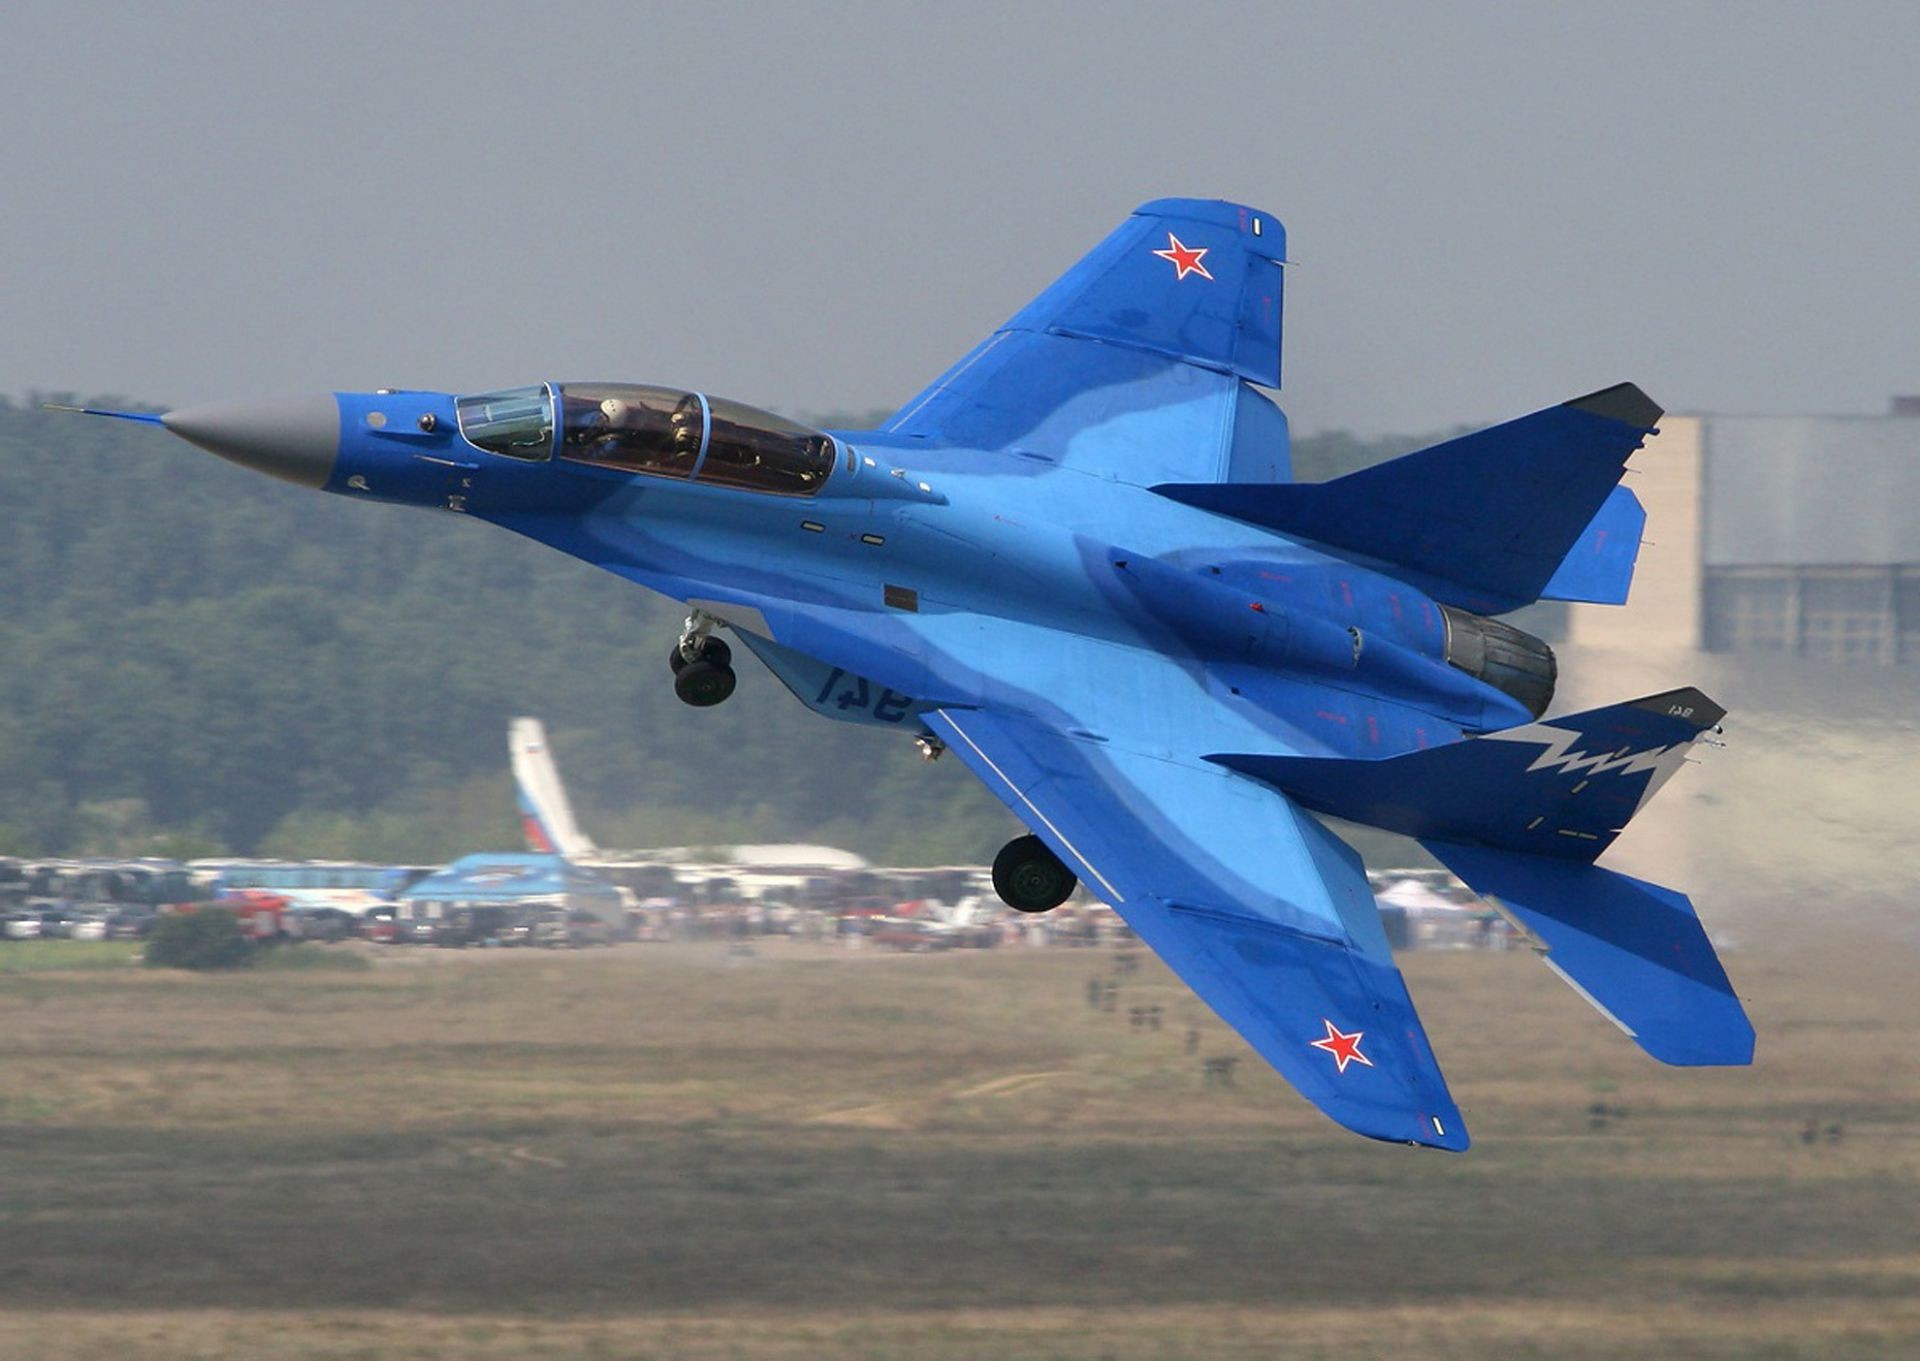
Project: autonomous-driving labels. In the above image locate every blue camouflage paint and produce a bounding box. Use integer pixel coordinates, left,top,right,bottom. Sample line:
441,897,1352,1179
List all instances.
86,197,1747,1151
1426,845,1754,1067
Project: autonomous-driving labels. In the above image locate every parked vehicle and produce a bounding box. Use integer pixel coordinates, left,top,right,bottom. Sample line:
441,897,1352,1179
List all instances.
35,908,86,939
868,916,952,952
22,861,196,915
194,859,431,916
361,905,399,943
393,900,514,947
442,905,513,947
396,903,441,945
495,911,541,947
220,889,292,939
287,906,356,942
103,907,158,940
2,912,43,940
535,909,616,948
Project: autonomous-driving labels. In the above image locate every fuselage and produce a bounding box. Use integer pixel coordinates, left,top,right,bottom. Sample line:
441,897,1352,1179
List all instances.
157,382,1543,759
61,193,1738,1153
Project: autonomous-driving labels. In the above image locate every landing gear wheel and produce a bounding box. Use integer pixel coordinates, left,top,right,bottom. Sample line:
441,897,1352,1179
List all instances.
674,659,737,707
992,834,1077,914
669,636,732,674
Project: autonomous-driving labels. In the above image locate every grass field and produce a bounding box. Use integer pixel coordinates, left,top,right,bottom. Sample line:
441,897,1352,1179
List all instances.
3,929,1917,1359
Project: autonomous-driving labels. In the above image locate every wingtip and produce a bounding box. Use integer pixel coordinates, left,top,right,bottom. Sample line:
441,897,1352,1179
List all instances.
1417,1118,1472,1152
1320,1093,1471,1152
1641,1026,1756,1068
1132,197,1285,243
1567,382,1663,430
1347,1111,1470,1152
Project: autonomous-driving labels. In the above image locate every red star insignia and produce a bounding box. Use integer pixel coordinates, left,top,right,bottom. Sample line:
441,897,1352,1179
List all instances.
1309,1019,1373,1074
1151,231,1213,281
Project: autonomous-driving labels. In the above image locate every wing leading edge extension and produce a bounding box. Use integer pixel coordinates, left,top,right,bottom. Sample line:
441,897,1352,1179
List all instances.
925,707,1468,1150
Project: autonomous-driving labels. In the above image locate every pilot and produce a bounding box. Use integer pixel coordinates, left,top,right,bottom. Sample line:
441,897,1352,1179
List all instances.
582,394,645,463
666,394,703,468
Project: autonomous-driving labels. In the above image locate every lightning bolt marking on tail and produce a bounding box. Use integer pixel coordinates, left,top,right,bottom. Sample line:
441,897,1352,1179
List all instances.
1481,724,1703,814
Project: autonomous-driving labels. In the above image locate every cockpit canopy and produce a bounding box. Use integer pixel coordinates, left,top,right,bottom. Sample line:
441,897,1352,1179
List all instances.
454,382,837,497
455,386,553,459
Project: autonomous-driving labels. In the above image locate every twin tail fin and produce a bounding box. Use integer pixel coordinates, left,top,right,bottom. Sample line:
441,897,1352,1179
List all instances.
1155,383,1659,614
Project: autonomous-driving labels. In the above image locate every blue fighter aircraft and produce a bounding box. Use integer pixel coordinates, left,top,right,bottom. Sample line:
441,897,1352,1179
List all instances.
62,198,1752,1149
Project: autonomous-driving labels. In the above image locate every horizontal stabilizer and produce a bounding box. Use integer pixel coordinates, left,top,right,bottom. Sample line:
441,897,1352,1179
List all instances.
1154,383,1661,613
1211,688,1725,863
1425,844,1753,1066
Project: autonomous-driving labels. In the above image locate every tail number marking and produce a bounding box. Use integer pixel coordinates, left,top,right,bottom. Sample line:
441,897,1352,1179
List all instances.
812,668,915,723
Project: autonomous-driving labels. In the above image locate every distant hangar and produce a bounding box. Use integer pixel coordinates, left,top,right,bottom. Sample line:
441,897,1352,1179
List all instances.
1569,397,1920,662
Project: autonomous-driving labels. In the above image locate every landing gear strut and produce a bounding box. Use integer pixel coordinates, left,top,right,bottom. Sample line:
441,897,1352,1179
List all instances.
670,610,736,707
992,834,1077,914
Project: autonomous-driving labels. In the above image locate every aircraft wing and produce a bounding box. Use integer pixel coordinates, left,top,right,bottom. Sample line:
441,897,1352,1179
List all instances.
921,703,1469,1150
882,198,1292,486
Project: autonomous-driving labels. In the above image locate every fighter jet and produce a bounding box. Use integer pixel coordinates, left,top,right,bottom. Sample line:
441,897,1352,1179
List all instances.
60,198,1752,1148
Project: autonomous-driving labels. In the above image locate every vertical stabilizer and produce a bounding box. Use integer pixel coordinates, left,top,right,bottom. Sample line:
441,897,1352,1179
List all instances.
1153,382,1660,612
509,718,597,858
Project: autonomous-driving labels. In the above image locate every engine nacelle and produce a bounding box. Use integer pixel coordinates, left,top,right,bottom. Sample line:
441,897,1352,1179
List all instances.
1439,605,1557,719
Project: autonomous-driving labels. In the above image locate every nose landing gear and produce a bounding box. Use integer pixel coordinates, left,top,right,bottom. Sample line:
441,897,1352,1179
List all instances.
670,611,736,707
992,834,1078,913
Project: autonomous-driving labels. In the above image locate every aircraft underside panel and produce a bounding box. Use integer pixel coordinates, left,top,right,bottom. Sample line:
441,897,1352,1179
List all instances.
924,705,1468,1150
732,631,932,732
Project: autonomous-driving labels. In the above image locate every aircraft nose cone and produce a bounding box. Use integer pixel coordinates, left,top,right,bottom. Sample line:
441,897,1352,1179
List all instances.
162,394,341,489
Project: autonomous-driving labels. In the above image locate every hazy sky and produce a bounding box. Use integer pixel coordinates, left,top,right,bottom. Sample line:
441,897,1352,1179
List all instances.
5,1,1917,435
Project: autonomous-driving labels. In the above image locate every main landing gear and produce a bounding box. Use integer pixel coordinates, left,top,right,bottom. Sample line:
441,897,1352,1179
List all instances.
992,834,1078,914
670,610,736,707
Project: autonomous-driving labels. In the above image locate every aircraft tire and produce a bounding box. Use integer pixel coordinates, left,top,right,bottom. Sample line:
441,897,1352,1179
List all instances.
669,636,732,674
674,660,737,707
992,834,1077,913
